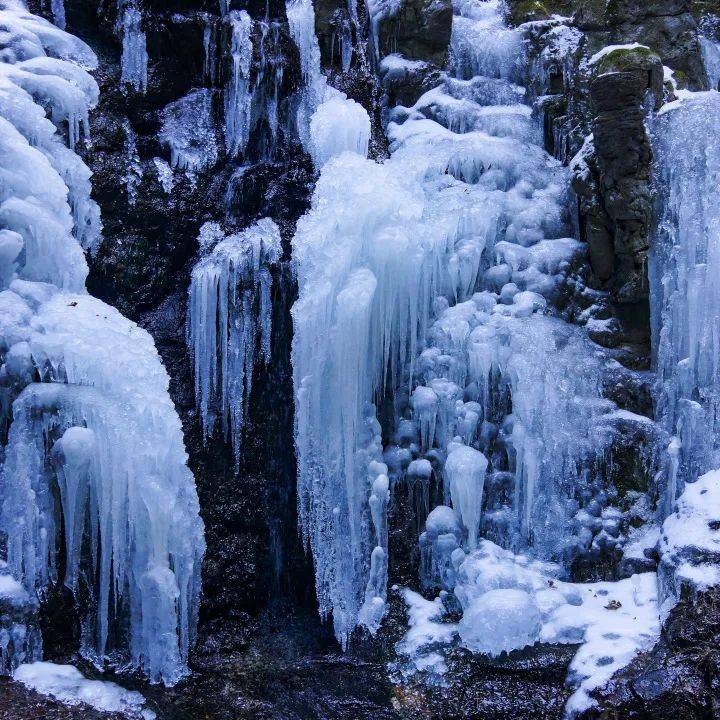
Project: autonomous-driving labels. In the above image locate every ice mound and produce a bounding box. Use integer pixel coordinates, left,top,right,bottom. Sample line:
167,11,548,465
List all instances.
398,540,659,716
459,587,541,655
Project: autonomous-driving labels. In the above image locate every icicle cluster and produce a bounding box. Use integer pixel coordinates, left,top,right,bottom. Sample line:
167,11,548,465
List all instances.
649,91,720,503
0,2,203,684
188,218,281,462
118,0,147,94
290,0,609,643
224,10,253,157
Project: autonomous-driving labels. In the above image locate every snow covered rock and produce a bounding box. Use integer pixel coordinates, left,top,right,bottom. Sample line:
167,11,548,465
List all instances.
14,662,155,719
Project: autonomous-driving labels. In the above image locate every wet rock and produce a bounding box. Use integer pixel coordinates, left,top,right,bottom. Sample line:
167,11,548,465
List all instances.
576,45,664,306
376,0,453,67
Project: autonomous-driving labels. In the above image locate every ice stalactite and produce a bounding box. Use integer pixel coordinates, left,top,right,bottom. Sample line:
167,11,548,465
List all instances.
118,0,147,94
224,9,253,158
0,3,204,684
188,218,281,462
649,90,720,507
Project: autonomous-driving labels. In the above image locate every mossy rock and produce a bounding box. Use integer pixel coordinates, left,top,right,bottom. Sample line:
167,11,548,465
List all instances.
671,68,691,90
505,0,574,25
594,45,661,76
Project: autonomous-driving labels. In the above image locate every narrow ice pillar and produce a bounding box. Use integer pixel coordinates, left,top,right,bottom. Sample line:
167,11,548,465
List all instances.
445,445,488,550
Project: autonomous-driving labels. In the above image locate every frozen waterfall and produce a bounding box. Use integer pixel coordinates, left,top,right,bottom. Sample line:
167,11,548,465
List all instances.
0,2,204,685
291,0,618,645
650,90,720,507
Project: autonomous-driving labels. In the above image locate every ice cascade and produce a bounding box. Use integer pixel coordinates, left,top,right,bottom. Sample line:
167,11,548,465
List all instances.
0,3,204,685
650,90,720,506
291,0,617,644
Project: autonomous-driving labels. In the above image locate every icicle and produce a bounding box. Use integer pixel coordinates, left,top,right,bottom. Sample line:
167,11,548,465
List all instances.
50,0,65,30
119,3,148,94
188,218,281,462
224,10,253,157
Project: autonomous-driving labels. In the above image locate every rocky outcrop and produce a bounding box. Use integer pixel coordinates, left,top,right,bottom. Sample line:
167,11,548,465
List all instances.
511,1,708,365
375,0,453,67
573,46,663,306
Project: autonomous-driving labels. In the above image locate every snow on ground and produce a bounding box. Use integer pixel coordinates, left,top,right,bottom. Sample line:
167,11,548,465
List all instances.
397,540,659,718
14,662,156,719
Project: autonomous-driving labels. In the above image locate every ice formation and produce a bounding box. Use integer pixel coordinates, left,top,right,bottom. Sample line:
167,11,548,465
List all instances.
118,0,148,94
224,9,253,157
397,541,660,716
0,561,41,674
14,662,156,719
188,218,281,460
650,90,720,506
159,88,219,172
286,0,370,167
292,0,615,644
0,3,204,685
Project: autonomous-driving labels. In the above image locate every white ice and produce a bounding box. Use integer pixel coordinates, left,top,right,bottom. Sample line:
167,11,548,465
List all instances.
14,662,156,719
0,3,204,686
188,218,281,461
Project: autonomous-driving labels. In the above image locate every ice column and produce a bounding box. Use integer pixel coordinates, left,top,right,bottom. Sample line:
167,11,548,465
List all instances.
119,2,148,94
224,10,253,158
650,91,720,502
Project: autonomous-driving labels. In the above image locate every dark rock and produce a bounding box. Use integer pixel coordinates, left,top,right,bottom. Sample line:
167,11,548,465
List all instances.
376,0,453,67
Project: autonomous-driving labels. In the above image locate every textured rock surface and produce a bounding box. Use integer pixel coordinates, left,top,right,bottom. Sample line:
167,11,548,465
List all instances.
578,46,663,305
376,0,453,66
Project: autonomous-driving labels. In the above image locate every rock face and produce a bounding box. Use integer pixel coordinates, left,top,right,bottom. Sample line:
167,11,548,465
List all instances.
575,46,663,305
376,0,453,66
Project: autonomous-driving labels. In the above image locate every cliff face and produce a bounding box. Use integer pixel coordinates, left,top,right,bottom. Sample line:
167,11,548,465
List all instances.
6,0,720,718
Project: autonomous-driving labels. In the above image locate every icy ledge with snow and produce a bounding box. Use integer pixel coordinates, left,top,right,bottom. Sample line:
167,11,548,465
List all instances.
396,541,659,717
14,662,156,719
0,1,204,684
